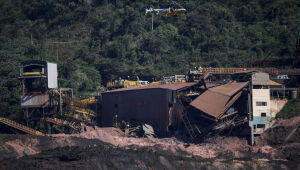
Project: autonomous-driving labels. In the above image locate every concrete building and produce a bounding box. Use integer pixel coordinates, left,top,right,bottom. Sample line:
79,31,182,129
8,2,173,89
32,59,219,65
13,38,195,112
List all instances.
251,72,271,135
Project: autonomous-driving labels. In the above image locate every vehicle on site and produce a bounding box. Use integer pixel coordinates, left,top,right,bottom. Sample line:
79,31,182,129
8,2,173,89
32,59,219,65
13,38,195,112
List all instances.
145,1,186,15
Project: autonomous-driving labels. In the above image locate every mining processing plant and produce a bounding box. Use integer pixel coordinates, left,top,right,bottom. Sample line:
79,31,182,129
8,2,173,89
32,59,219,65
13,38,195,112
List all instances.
0,60,99,135
0,60,300,145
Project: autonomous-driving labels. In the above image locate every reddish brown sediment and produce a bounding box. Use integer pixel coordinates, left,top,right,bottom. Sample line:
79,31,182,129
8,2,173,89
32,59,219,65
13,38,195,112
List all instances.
0,116,299,168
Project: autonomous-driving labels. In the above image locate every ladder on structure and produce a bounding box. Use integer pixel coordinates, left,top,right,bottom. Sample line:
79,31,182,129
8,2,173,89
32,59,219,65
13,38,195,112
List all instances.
0,117,44,136
182,113,196,139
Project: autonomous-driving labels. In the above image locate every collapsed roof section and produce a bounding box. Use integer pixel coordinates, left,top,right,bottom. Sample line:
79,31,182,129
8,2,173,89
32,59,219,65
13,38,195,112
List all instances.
190,81,249,120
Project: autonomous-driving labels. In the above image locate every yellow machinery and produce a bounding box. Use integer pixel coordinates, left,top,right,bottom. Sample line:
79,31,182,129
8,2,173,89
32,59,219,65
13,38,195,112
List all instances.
80,97,98,105
23,68,45,76
106,79,143,89
43,117,81,131
107,75,187,90
52,90,97,124
124,80,143,87
147,80,163,86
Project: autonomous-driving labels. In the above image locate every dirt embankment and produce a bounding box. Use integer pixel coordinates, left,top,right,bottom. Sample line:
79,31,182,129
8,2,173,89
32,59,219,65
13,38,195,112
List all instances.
257,116,300,146
0,116,300,169
255,116,300,161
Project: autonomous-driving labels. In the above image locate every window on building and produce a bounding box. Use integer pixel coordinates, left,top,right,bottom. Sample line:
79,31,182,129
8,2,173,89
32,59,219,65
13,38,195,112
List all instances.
253,85,269,89
256,102,267,106
261,113,266,117
257,124,265,128
253,125,256,129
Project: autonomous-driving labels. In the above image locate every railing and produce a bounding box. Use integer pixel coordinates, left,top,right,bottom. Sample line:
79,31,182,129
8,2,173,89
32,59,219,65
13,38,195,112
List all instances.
198,68,245,74
0,117,44,136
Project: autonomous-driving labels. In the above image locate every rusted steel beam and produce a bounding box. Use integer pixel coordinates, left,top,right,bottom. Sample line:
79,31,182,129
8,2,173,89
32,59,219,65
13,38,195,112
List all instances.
219,111,238,120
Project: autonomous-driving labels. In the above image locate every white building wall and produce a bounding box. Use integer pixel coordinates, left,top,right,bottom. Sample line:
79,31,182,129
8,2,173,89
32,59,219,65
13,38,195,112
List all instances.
252,89,271,117
47,62,58,89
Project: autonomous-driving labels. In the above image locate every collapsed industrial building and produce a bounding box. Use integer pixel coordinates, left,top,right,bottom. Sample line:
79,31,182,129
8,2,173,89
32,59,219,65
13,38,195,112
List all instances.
1,60,298,146
101,71,275,144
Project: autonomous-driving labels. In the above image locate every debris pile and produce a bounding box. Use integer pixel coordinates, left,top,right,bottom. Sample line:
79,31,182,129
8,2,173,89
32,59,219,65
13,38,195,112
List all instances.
0,116,299,169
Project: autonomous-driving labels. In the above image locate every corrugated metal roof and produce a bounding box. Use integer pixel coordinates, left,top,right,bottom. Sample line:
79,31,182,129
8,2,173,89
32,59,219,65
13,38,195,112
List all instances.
105,82,197,93
190,81,249,119
209,81,249,96
190,91,230,118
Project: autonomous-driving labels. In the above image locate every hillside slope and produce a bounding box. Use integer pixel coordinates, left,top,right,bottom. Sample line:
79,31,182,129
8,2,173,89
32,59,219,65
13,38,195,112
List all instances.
0,0,299,119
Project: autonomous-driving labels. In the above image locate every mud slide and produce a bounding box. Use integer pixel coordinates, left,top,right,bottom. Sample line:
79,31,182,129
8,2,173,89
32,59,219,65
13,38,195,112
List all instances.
0,117,299,169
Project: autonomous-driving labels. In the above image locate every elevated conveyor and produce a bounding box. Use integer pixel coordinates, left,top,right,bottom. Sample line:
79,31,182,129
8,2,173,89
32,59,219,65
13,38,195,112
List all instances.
0,117,44,135
195,67,300,75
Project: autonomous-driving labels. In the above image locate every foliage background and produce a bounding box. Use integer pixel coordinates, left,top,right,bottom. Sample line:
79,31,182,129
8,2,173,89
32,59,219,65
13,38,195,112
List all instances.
0,0,299,120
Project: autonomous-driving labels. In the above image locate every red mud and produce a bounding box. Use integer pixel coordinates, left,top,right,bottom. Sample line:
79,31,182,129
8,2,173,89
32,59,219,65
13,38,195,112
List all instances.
0,116,299,162
49,127,275,159
48,116,300,160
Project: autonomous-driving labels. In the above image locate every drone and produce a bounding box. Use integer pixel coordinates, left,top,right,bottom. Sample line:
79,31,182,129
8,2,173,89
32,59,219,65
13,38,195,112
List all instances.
145,2,186,16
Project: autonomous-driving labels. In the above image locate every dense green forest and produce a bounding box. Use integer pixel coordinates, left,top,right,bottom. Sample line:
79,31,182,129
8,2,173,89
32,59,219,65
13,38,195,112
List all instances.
0,0,300,120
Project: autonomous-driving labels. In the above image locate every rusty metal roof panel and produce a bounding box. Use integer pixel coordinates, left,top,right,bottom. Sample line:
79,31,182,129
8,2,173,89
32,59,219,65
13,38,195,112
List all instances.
209,81,249,96
191,91,230,118
190,81,249,118
105,82,197,93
